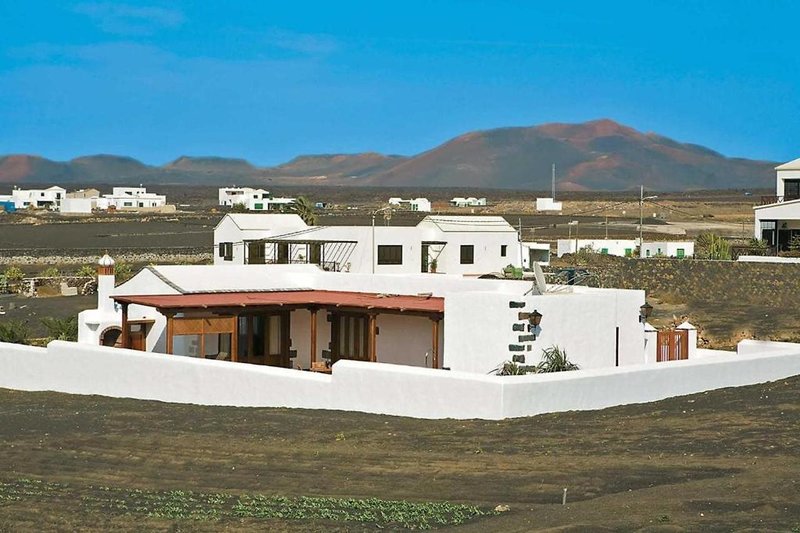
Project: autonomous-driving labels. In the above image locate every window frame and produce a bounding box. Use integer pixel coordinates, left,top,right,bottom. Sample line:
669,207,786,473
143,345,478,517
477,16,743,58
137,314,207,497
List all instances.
500,244,507,257
377,245,403,265
460,244,475,265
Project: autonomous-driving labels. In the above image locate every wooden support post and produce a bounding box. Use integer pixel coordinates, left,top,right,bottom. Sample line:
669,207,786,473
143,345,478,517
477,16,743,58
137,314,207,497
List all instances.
431,317,440,369
120,303,129,349
231,315,238,362
309,307,318,366
165,313,174,355
368,313,377,362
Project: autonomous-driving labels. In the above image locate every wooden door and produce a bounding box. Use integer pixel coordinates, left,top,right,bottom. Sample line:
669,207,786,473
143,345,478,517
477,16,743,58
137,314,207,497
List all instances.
128,323,147,351
656,329,688,362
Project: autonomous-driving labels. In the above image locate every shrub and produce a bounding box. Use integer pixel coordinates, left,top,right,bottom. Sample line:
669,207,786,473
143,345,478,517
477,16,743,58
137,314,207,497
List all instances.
0,320,30,345
41,316,78,342
115,262,133,283
493,361,536,375
535,345,579,373
75,264,97,278
695,233,732,260
3,266,24,282
40,266,60,278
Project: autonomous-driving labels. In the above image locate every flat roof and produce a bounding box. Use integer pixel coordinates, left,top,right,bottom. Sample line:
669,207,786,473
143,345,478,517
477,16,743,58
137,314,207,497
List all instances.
114,289,444,314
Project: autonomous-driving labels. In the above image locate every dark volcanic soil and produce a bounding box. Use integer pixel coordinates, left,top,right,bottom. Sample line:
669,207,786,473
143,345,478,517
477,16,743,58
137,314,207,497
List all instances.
0,376,798,531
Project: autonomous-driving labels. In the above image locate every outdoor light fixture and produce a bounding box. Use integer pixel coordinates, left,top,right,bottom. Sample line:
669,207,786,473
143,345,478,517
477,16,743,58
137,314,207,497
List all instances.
639,302,653,323
529,309,543,327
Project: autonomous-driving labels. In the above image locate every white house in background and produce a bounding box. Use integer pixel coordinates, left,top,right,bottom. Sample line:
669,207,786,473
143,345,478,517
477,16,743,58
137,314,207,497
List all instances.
450,197,487,207
214,214,549,275
536,198,563,212
558,239,637,257
76,259,657,375
754,156,800,252
387,197,432,212
0,186,66,210
218,187,296,211
521,242,551,267
640,241,695,258
557,239,694,258
96,187,168,210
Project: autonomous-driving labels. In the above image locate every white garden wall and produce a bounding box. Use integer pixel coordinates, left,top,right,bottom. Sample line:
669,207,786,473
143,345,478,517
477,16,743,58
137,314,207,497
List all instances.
1,340,799,420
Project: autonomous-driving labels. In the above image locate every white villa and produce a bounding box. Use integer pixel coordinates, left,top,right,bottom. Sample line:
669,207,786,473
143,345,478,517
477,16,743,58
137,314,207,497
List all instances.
450,197,487,208
557,239,694,258
218,187,296,211
59,186,170,214
0,186,65,210
77,255,656,375
214,214,548,275
387,197,432,212
754,156,800,252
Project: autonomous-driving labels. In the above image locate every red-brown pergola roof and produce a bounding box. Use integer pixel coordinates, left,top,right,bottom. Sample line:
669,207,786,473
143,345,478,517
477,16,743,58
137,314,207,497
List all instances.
114,289,444,314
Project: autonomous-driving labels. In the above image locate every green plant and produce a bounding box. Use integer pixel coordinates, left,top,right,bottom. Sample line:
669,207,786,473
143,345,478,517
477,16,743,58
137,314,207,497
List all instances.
75,264,97,278
493,361,535,375
789,235,800,253
40,266,60,278
115,262,133,283
288,196,317,225
0,320,30,344
3,266,24,282
695,233,732,260
230,202,248,213
535,345,579,373
41,316,78,342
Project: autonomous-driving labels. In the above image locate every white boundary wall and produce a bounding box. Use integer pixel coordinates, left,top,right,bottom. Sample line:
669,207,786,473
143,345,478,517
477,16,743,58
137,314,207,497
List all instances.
1,340,799,420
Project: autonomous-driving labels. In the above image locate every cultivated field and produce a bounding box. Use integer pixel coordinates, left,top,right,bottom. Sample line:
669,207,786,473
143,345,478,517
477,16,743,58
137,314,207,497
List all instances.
0,377,798,531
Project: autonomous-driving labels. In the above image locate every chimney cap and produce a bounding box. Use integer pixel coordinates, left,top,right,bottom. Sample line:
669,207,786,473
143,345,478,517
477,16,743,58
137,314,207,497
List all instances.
98,254,115,267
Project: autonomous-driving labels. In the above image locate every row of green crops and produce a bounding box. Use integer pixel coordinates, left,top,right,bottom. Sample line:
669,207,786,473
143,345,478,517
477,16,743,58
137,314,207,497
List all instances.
0,479,492,530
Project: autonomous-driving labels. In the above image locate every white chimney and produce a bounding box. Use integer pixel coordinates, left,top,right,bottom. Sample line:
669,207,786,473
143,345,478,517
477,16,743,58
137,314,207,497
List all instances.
96,254,116,313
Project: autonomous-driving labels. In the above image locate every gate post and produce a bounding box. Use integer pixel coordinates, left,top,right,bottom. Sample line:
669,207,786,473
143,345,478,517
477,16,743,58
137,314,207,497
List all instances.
643,322,658,364
676,321,697,359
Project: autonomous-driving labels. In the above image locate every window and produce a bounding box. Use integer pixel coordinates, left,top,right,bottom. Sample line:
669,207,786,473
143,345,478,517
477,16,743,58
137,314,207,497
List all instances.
377,245,403,265
247,242,265,264
333,313,370,361
218,242,233,261
500,244,507,257
676,248,685,259
253,202,263,210
460,245,474,264
624,248,632,257
601,248,609,254
785,179,800,201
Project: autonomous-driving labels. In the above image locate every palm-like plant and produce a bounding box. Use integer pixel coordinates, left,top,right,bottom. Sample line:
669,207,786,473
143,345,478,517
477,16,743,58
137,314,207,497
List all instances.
695,233,732,260
535,345,579,373
0,320,30,344
289,196,317,226
41,316,78,342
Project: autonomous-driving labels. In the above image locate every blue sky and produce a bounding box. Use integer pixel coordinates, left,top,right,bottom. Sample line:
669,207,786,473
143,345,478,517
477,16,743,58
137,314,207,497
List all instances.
1,1,798,165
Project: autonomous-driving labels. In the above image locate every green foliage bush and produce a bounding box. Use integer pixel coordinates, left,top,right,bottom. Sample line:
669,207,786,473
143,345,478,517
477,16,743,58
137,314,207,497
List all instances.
695,233,732,260
3,266,24,282
41,316,78,342
0,320,30,344
40,266,60,278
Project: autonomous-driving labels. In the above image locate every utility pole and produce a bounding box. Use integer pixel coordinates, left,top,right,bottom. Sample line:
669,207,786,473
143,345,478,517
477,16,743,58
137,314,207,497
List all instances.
639,185,658,258
551,163,556,200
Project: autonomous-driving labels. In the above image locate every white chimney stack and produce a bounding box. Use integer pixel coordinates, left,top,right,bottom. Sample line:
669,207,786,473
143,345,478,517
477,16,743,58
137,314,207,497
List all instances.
96,254,116,313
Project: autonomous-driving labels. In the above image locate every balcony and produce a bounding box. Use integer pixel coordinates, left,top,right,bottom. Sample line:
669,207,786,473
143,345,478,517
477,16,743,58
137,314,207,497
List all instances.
761,194,800,205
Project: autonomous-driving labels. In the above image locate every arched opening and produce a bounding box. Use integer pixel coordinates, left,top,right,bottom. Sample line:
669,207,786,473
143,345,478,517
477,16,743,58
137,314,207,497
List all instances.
100,326,122,347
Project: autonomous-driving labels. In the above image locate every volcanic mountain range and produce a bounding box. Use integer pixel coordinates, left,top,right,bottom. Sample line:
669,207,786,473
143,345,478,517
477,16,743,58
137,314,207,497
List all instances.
0,119,776,191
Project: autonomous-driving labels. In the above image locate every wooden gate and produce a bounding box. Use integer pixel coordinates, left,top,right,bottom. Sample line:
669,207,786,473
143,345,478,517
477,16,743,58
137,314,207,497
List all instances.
656,329,689,362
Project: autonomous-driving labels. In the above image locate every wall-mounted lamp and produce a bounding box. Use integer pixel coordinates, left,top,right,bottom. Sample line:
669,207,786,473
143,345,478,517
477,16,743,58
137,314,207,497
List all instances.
639,302,653,323
519,309,543,339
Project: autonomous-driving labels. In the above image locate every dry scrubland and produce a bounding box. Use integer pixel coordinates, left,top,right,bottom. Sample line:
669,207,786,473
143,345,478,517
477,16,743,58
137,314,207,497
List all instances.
0,377,798,531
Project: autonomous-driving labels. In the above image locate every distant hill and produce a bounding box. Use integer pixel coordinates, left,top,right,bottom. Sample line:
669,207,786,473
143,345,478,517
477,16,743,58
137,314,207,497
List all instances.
0,120,778,190
366,119,776,190
268,153,407,178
